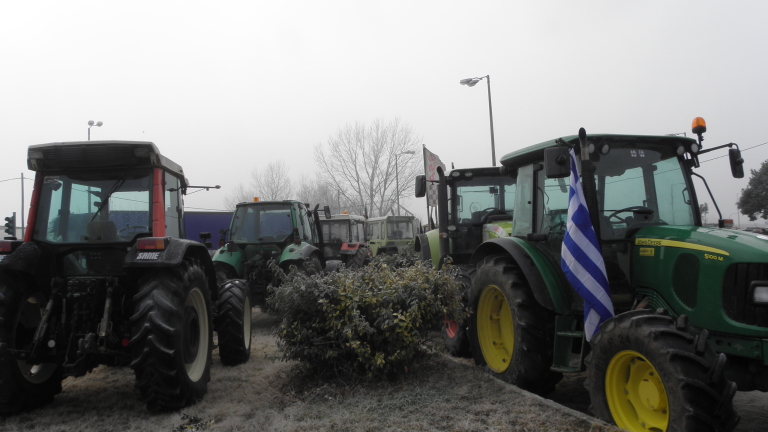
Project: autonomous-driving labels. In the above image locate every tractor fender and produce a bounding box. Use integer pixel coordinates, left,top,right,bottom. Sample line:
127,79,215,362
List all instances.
211,245,245,275
279,242,320,262
0,242,51,287
124,238,218,300
340,243,361,254
469,237,572,314
415,231,440,268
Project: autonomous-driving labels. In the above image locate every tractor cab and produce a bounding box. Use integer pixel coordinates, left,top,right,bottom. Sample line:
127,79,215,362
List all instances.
365,215,418,256
212,199,328,305
319,212,370,268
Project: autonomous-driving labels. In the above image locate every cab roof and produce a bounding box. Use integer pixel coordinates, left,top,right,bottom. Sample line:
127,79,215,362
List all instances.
499,134,697,169
27,140,186,183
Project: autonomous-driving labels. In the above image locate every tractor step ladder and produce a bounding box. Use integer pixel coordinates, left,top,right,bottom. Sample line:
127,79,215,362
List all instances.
551,315,587,373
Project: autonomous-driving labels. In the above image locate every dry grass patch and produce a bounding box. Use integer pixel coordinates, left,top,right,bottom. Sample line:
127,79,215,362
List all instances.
0,310,617,432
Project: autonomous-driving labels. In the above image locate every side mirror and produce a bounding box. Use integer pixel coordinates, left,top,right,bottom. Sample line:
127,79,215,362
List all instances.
323,205,332,219
414,175,427,198
729,148,744,178
544,147,571,178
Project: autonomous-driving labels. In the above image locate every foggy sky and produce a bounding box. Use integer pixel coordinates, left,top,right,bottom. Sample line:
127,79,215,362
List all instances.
2,1,767,229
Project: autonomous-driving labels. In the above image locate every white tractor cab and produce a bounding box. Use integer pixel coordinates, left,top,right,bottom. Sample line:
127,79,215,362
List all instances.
365,215,419,256
319,212,371,269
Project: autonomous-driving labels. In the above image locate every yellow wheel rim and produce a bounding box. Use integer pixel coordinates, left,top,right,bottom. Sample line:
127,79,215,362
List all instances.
605,350,669,432
476,284,514,373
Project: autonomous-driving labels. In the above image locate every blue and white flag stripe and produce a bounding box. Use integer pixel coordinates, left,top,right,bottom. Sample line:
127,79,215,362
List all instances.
560,149,614,341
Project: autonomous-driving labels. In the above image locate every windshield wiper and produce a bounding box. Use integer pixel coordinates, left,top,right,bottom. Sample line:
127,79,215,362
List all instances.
89,179,126,222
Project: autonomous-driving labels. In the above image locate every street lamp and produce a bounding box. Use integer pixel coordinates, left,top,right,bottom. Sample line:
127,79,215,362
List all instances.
88,120,103,141
395,150,416,216
460,75,496,166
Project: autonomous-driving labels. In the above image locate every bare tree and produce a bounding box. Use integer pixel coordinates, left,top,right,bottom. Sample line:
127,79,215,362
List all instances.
222,160,293,210
253,160,293,201
314,118,421,217
223,182,255,210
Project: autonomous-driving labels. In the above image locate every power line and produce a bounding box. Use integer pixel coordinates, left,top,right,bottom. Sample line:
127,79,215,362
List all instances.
700,141,768,164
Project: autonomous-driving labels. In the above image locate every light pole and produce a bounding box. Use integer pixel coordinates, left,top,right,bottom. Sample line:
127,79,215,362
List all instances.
88,120,103,141
460,75,496,166
395,150,416,216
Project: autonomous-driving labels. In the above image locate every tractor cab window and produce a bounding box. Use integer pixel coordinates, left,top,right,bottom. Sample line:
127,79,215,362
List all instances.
367,222,381,240
386,217,414,240
297,205,317,243
352,220,365,242
323,220,350,244
452,174,516,253
164,172,182,238
594,144,694,240
230,204,293,243
34,171,152,243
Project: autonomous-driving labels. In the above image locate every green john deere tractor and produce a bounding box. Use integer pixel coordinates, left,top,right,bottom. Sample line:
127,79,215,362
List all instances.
0,141,251,413
416,118,759,432
211,199,334,307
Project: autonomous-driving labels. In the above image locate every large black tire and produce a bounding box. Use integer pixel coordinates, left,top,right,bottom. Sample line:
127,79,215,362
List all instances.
442,266,475,358
130,258,213,411
214,279,252,365
301,255,322,276
214,262,238,286
585,309,739,432
0,275,63,413
468,254,562,395
346,246,369,269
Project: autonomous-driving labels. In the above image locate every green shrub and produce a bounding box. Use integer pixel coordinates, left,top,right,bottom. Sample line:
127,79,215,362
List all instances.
268,260,466,378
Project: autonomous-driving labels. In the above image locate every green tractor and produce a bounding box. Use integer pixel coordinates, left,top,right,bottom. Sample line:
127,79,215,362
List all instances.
0,141,252,413
211,199,334,307
365,215,418,257
416,118,758,431
318,213,371,269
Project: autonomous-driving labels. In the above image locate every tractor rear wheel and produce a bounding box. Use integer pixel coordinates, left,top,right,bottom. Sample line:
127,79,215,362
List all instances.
346,247,369,269
0,276,63,413
442,266,474,358
214,279,252,365
468,254,561,395
585,309,739,432
130,258,213,411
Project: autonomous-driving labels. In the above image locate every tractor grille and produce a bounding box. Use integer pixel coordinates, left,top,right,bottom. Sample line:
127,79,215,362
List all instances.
672,253,699,309
722,263,768,328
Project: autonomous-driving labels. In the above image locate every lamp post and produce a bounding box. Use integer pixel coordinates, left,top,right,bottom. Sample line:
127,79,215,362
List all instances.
395,150,416,215
88,120,103,141
460,75,496,166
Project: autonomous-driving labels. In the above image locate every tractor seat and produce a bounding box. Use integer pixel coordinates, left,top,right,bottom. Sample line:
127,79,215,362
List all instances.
86,220,118,241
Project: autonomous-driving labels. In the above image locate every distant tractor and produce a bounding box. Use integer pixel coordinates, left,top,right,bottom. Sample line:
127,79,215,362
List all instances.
319,213,371,269
417,118,757,431
211,199,333,307
0,141,251,413
365,215,418,256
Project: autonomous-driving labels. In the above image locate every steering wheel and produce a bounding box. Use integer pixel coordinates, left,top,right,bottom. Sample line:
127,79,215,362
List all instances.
606,206,654,223
271,230,289,240
119,224,148,236
481,208,509,224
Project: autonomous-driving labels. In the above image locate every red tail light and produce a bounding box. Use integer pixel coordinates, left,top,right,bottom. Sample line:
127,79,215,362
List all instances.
0,241,12,253
137,237,168,250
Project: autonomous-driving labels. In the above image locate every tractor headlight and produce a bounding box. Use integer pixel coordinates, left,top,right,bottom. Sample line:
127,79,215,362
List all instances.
750,282,768,306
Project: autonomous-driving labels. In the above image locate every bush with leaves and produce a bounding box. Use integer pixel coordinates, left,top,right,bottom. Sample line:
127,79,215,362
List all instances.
268,259,467,378
370,242,420,268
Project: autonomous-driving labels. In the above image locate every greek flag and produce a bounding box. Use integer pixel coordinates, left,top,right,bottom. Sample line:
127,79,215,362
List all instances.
560,149,614,341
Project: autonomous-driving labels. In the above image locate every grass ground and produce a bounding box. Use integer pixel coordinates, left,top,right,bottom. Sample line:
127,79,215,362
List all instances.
1,309,763,431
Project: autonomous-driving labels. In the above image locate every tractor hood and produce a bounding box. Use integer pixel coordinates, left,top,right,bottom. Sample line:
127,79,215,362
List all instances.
633,225,768,264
